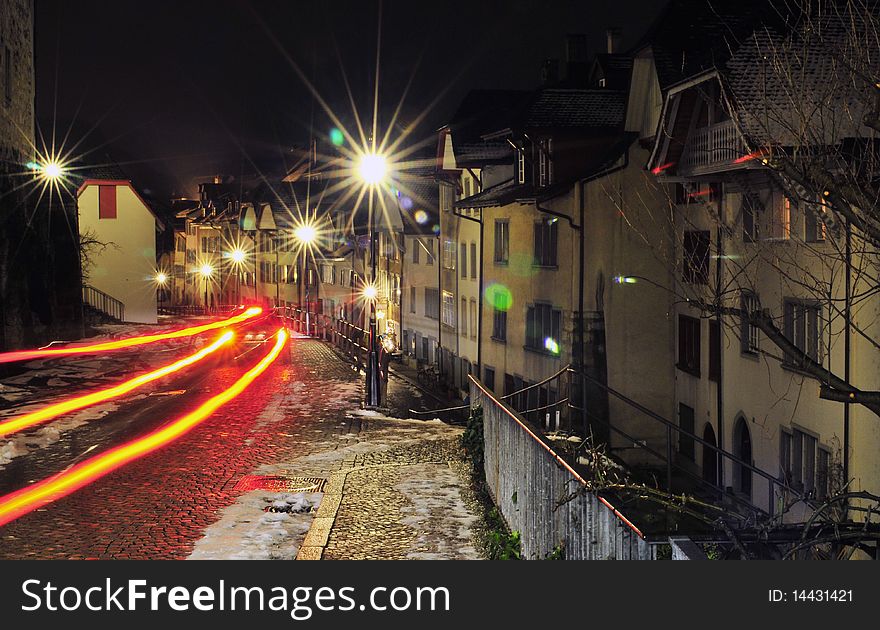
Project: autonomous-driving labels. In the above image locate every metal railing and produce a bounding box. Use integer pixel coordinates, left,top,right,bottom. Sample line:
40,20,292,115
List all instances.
471,374,655,560
158,304,239,317
82,285,125,322
486,365,804,519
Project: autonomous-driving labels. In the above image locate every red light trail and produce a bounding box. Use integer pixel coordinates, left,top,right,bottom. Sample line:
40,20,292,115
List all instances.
0,331,234,438
0,328,288,527
0,307,262,365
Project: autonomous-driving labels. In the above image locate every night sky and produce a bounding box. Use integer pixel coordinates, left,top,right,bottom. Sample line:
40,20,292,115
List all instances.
35,0,664,201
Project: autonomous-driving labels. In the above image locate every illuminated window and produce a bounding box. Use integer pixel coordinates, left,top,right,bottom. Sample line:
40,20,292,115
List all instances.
517,148,526,184
442,239,456,270
441,291,455,328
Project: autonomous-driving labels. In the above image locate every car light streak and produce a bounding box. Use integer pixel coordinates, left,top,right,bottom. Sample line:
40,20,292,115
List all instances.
0,331,235,438
0,308,262,364
0,329,287,527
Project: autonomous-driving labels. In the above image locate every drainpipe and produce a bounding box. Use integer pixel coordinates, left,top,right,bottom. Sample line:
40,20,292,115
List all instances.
715,224,724,491
535,143,630,436
452,206,483,377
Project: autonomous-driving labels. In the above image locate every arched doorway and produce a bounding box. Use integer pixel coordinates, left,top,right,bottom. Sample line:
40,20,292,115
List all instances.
702,424,718,487
733,416,752,498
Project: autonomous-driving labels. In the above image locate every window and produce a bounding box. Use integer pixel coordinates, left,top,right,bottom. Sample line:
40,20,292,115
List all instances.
517,148,526,184
442,239,456,270
98,185,117,219
709,320,721,382
767,193,791,240
460,298,468,337
426,239,434,265
538,138,553,187
682,230,710,284
492,307,507,342
534,218,558,267
742,193,760,242
410,287,416,313
412,239,420,264
484,367,496,391
525,303,561,354
470,300,477,339
441,291,455,327
740,292,760,354
678,404,695,461
425,288,440,319
677,315,701,376
494,220,509,264
460,243,467,278
470,243,477,279
783,300,821,364
786,428,820,495
321,264,335,284
805,201,827,243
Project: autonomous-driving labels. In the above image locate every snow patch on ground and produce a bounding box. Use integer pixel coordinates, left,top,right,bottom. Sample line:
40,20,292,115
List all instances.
189,491,322,560
394,463,480,560
0,402,120,470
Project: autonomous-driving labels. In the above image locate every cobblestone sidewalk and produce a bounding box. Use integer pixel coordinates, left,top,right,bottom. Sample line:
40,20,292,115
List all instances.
190,347,484,561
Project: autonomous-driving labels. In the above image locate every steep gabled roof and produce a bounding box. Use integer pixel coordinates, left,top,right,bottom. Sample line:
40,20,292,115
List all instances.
634,0,798,90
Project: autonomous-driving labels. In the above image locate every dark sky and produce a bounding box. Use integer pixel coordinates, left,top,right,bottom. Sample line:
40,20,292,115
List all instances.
35,0,665,200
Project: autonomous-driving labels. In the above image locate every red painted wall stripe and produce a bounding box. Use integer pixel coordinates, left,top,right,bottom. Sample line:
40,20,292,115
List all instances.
99,185,117,219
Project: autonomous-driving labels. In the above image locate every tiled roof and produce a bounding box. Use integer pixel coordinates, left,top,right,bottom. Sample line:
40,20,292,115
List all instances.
77,162,130,181
637,0,798,89
521,89,627,129
454,141,510,166
724,9,879,146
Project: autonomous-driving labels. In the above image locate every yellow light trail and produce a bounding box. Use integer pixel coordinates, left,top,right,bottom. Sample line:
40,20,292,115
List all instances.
0,331,235,438
0,307,262,364
0,329,288,527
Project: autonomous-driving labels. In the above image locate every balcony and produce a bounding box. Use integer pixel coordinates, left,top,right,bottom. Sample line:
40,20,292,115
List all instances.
679,120,749,174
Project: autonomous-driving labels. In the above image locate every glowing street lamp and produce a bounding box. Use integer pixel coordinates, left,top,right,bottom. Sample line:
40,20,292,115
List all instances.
41,162,64,180
154,272,168,310
155,272,168,286
362,284,378,301
358,153,387,186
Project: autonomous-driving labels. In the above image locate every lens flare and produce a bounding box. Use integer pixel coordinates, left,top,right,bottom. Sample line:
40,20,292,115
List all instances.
0,307,262,365
484,283,513,311
414,210,428,224
0,331,234,438
0,329,288,527
544,337,560,354
329,127,345,147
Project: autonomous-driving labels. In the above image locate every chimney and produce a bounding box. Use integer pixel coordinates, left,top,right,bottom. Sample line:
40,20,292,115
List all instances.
540,58,559,85
565,33,588,86
606,27,622,54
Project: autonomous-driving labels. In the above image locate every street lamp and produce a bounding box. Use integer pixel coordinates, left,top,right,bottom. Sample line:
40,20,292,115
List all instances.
357,151,389,407
230,248,246,304
199,263,213,312
155,272,168,311
293,221,318,335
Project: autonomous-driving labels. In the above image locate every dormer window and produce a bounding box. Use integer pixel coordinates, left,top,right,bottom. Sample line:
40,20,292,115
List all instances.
516,148,526,184
539,138,553,187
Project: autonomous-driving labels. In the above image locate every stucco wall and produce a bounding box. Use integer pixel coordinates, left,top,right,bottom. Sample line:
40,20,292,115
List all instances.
78,184,158,324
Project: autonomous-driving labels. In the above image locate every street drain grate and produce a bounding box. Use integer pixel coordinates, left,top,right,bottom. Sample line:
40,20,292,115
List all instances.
232,475,326,493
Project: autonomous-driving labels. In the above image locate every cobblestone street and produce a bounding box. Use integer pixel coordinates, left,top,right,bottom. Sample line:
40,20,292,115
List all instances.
0,337,484,560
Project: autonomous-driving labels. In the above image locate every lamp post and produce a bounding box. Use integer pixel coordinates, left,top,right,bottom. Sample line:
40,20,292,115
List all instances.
230,248,246,304
199,263,213,312
358,151,387,407
155,272,168,311
294,222,317,335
